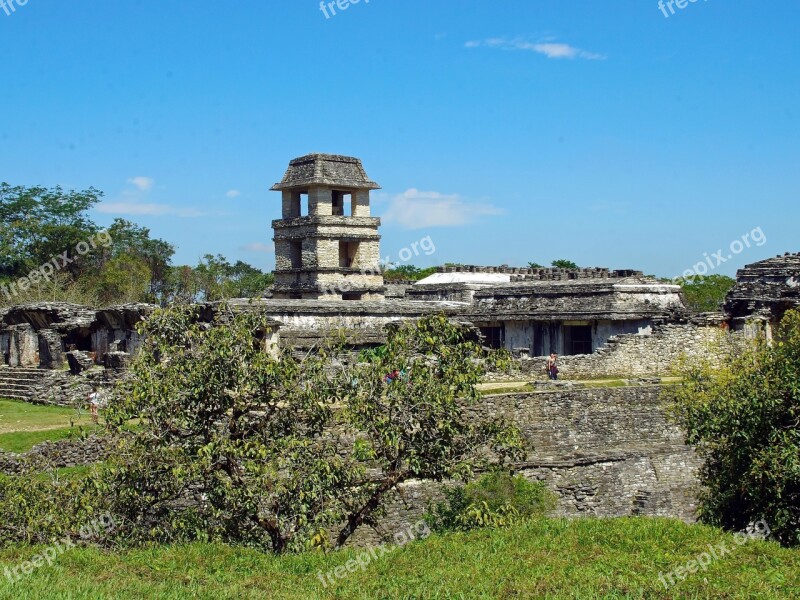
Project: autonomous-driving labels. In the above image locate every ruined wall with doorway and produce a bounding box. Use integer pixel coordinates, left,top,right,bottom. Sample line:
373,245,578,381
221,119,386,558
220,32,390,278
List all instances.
503,319,742,381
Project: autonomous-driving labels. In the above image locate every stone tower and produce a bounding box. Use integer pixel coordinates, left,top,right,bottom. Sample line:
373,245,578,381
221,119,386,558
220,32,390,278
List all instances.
270,154,385,300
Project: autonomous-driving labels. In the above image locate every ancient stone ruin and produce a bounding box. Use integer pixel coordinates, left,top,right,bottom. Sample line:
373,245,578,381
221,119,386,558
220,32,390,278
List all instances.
725,252,800,337
271,153,384,301
2,153,798,532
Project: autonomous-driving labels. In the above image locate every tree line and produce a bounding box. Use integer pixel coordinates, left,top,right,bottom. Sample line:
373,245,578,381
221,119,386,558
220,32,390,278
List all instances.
0,184,273,307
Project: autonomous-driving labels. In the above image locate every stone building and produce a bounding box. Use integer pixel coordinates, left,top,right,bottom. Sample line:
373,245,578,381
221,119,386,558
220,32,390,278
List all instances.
724,252,800,338
410,266,686,356
270,154,384,301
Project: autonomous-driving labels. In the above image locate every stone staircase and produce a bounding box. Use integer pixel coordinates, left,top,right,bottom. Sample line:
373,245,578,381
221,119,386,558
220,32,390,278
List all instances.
0,367,52,401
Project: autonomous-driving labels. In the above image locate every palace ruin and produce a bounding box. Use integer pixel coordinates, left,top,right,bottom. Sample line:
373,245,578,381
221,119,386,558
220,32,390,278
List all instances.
2,153,799,530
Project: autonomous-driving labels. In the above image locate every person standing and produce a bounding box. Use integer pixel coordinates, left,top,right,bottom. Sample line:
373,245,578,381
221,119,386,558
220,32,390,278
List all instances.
88,387,100,424
546,353,559,381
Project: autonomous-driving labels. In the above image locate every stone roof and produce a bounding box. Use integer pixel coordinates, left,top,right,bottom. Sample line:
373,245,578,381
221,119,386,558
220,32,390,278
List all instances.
270,154,380,191
415,272,512,286
1,302,157,333
463,277,686,321
724,252,800,321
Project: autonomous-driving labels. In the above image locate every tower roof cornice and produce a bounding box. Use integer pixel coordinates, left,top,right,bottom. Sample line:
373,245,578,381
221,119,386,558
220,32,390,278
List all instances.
270,153,380,191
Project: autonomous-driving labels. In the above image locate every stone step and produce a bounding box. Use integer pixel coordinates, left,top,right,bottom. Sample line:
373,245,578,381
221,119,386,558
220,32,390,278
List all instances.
0,384,34,395
0,369,51,378
0,392,32,401
0,367,51,401
0,389,33,400
0,377,46,387
0,371,48,379
0,381,37,390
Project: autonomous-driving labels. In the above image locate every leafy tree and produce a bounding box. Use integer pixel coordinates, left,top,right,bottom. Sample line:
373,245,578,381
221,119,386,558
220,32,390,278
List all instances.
675,274,736,313
527,262,544,269
669,309,800,546
193,254,272,301
0,183,102,278
103,219,175,303
88,254,153,305
96,309,523,552
382,264,438,282
551,259,579,270
330,315,524,546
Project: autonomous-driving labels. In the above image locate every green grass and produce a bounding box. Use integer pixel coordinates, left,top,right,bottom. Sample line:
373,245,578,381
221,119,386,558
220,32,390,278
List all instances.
0,427,78,453
0,518,797,599
0,399,100,453
0,399,89,434
583,379,629,388
481,384,534,396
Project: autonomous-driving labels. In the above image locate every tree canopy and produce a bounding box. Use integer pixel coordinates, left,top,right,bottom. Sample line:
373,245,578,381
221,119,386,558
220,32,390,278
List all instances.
669,309,800,546
675,274,736,313
92,310,524,552
0,184,272,306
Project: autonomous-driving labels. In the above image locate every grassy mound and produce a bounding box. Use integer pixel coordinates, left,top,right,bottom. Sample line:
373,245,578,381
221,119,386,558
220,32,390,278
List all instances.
0,517,797,599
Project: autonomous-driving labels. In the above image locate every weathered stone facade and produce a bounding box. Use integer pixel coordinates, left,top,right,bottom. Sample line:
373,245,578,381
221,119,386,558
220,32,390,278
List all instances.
725,252,800,337
271,154,385,301
347,384,701,546
509,316,740,380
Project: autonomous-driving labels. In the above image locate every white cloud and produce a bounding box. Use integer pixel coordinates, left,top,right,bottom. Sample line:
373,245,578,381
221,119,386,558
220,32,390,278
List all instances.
96,177,206,217
465,37,605,60
226,189,241,198
380,189,503,230
127,176,154,191
241,242,275,253
96,202,206,217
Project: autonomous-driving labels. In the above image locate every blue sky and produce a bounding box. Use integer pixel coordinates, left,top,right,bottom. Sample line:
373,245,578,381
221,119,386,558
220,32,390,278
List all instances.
1,0,798,278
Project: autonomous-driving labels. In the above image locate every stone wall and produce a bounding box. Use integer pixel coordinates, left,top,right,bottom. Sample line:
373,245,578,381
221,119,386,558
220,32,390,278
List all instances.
502,322,742,380
436,264,643,281
347,385,701,546
0,434,113,475
29,368,122,408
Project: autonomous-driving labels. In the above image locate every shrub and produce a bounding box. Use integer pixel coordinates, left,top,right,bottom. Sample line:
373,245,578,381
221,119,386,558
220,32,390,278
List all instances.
669,308,800,546
426,471,555,532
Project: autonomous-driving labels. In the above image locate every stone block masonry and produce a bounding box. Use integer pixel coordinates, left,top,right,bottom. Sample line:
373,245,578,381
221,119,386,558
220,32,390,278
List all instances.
507,321,743,381
345,384,701,546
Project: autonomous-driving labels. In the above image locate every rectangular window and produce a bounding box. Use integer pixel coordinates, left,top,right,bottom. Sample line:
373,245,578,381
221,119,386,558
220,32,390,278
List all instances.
339,241,359,268
289,241,302,269
479,325,504,349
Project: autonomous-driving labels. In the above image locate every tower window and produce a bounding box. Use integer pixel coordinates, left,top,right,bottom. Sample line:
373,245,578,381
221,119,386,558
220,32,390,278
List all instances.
300,193,308,216
332,191,353,216
339,241,359,268
289,241,302,269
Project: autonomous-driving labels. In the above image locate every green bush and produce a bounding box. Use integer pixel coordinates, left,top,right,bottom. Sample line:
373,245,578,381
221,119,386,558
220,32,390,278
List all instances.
669,308,800,546
426,471,555,532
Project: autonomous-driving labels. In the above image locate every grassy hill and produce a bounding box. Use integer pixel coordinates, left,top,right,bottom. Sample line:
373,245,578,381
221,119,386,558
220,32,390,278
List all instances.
0,517,797,599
